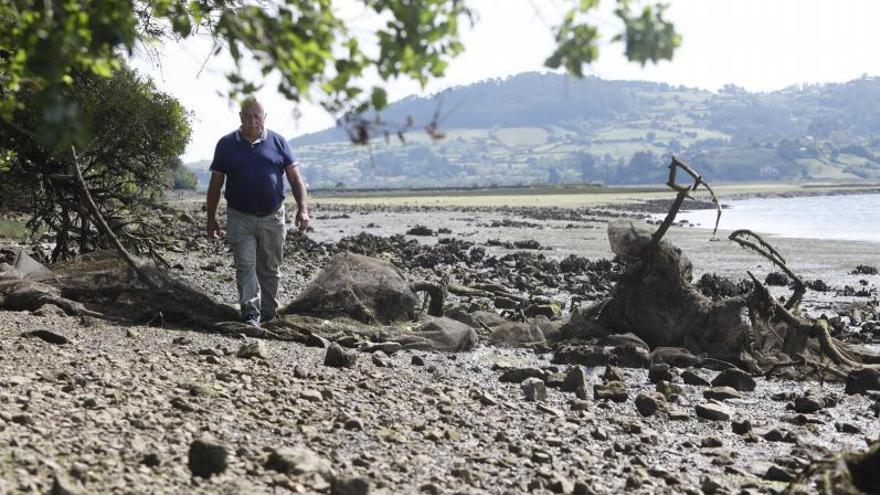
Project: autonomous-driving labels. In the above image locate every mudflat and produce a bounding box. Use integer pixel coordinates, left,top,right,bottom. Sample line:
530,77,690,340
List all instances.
0,191,878,494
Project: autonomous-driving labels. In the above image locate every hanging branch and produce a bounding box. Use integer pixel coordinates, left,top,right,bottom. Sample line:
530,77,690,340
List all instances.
70,146,161,292
649,155,722,251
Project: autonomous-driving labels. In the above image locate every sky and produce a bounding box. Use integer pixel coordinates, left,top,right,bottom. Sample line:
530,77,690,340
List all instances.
128,0,880,163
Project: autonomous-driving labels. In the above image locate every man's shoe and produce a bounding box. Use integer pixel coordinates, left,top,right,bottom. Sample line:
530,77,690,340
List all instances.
243,314,261,328
260,313,276,325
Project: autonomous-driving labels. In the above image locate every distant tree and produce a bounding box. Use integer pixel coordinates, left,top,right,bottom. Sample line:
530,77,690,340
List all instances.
170,161,199,190
1,0,680,149
576,152,597,182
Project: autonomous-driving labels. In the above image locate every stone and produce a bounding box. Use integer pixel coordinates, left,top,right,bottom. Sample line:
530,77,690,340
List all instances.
594,381,628,402
331,475,370,495
695,402,732,421
411,355,425,366
648,363,673,384
668,409,690,421
361,342,403,355
500,367,546,383
711,368,756,392
845,368,880,395
33,303,67,318
764,465,794,482
300,389,323,402
325,343,357,368
22,329,69,345
50,470,83,495
521,378,547,402
603,365,625,382
635,392,666,417
701,436,723,448
731,419,752,435
236,340,266,359
188,437,229,478
703,386,741,401
371,352,392,368
793,390,825,414
835,422,862,434
561,365,589,399
681,368,710,386
265,446,330,475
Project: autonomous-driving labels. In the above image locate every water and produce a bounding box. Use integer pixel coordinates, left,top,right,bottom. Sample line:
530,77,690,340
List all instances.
675,193,880,243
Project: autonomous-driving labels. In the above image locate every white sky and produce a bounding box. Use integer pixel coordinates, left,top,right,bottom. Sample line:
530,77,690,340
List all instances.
129,0,880,163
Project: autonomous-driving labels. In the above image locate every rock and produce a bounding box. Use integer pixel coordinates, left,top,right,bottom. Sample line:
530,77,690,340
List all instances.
655,380,682,400
668,409,689,421
361,342,403,355
793,389,826,414
703,386,740,401
603,365,625,382
594,381,628,402
141,452,162,467
561,366,589,399
22,329,69,345
521,378,547,402
50,470,83,495
188,437,229,478
325,343,357,368
845,368,880,395
701,436,723,448
635,392,666,417
695,401,732,421
524,302,562,320
764,465,795,482
731,419,752,435
711,368,756,392
500,367,546,383
681,368,710,386
411,355,425,366
648,363,673,384
236,340,266,359
835,422,862,434
331,475,370,495
300,389,323,402
33,303,67,317
265,446,330,475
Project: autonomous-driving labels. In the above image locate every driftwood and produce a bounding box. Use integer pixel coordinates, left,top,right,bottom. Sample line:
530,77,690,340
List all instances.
560,156,879,375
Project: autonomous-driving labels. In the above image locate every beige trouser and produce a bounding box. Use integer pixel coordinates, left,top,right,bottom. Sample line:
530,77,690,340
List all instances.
226,206,286,320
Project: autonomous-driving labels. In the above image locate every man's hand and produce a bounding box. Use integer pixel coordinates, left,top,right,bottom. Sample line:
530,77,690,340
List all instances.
295,209,310,232
207,218,221,239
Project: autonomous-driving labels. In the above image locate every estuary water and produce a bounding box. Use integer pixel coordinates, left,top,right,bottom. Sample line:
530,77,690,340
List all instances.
675,193,880,243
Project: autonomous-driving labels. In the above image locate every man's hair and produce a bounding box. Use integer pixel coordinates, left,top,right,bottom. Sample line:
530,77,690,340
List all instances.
240,96,264,114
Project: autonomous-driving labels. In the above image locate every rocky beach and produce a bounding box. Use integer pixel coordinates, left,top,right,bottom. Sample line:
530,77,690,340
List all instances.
1,195,879,494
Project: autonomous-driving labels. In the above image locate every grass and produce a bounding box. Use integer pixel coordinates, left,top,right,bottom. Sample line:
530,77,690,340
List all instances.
0,219,30,240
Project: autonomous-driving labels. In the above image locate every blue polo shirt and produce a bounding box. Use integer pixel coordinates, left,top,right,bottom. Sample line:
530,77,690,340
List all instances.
209,128,297,215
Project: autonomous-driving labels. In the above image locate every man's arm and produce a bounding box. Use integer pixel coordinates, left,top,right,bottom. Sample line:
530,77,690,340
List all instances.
284,165,310,231
206,172,225,239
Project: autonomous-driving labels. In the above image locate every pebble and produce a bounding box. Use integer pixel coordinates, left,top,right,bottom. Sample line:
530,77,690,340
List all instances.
845,368,880,395
324,343,357,368
500,367,546,383
703,386,741,401
188,437,229,478
634,392,666,417
594,381,628,402
265,446,330,475
695,401,732,421
711,368,756,392
681,368,710,386
236,340,266,359
648,363,673,384
521,377,547,402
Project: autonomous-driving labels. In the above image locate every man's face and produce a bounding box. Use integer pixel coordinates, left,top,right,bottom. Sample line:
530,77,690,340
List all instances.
240,104,266,134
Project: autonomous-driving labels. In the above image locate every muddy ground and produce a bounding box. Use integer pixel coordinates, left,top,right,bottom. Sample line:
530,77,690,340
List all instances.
1,198,879,494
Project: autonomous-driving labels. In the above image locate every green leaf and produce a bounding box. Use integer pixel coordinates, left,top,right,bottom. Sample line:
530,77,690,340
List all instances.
370,86,387,110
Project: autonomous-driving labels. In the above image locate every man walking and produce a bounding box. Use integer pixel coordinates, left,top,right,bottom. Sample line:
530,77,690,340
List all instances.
206,97,310,327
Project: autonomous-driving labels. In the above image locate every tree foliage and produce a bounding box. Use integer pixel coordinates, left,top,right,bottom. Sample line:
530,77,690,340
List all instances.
0,66,191,261
0,0,679,148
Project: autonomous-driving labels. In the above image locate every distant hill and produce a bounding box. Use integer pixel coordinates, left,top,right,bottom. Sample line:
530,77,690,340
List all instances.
289,72,880,188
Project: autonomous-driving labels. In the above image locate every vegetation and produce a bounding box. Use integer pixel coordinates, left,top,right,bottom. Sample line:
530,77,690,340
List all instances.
0,67,191,261
289,73,880,188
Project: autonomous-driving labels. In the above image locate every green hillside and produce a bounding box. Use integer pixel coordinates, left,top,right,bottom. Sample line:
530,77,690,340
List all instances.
287,72,880,189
